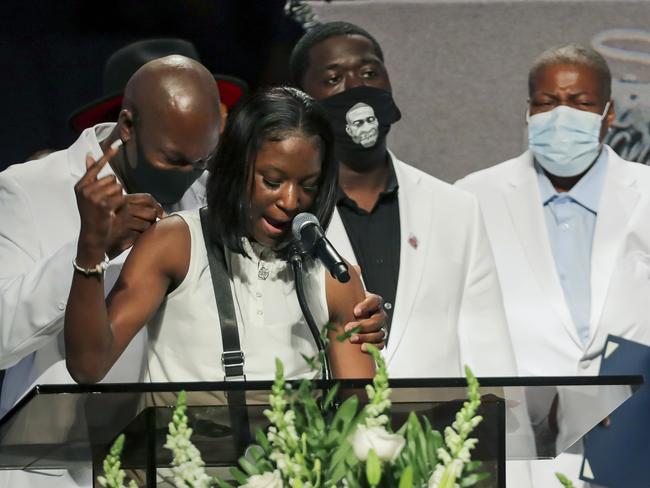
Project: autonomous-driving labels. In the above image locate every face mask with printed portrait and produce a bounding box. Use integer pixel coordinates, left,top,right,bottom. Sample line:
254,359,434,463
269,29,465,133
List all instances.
320,86,401,161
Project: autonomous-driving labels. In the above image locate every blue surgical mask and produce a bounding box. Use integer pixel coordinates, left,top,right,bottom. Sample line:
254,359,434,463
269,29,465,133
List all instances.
527,102,610,177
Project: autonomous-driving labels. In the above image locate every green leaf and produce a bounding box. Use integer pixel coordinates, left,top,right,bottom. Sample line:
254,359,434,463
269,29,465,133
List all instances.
215,479,236,488
299,386,325,434
416,422,428,462
255,429,271,452
238,457,260,476
301,353,320,371
366,449,382,486
423,418,440,465
330,441,352,466
460,471,490,487
324,322,337,333
464,460,482,473
322,382,341,410
398,465,414,488
229,467,250,485
342,473,361,488
429,429,444,450
555,472,576,488
275,358,285,380
325,395,359,443
336,325,361,342
328,442,356,482
246,444,265,463
403,413,429,481
330,446,364,485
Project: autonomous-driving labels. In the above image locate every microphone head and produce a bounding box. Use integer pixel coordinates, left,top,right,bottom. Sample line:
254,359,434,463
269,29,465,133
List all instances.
291,212,319,240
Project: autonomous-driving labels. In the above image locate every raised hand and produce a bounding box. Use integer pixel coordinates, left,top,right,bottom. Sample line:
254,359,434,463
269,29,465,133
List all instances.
74,140,165,264
74,140,127,266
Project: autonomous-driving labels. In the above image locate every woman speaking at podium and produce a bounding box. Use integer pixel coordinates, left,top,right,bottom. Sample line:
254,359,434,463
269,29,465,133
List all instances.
63,87,374,383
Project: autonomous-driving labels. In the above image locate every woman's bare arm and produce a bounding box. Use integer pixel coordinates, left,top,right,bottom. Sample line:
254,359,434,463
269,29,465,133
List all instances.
64,216,190,383
326,264,375,379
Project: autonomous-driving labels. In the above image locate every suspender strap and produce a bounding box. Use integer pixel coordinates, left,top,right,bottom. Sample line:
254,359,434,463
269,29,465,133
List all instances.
199,207,251,455
199,207,245,380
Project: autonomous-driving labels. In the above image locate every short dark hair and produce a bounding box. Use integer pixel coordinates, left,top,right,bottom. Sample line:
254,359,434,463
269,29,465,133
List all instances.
290,21,384,88
207,86,338,255
528,43,612,102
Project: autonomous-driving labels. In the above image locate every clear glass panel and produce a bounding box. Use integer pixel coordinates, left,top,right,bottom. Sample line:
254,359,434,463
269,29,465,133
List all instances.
0,376,640,479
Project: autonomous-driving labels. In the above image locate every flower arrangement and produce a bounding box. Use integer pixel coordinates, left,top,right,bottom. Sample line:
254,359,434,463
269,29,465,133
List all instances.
97,346,491,488
229,347,488,488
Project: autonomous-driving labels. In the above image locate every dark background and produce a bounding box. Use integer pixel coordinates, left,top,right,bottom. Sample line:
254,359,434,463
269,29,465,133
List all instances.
0,0,308,170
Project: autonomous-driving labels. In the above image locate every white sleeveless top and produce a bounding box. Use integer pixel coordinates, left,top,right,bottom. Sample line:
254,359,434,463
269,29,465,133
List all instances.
142,209,329,382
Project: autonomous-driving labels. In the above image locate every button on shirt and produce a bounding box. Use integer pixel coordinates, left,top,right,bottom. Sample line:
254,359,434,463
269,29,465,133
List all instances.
337,162,401,329
536,150,608,346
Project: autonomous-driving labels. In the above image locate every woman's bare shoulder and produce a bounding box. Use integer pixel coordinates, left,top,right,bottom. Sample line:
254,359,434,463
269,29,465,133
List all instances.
123,214,192,284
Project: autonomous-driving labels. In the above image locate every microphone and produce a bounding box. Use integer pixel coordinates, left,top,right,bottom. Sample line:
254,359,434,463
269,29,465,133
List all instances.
292,212,350,283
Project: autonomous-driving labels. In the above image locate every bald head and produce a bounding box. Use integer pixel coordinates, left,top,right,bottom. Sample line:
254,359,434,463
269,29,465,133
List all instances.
123,55,220,126
113,55,222,204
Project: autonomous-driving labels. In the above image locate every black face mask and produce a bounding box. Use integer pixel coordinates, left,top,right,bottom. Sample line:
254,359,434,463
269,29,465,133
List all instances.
319,86,401,159
122,138,204,206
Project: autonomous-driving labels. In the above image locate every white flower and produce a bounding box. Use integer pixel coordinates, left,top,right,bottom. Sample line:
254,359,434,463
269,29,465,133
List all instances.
428,465,444,488
348,425,405,462
427,460,463,488
241,470,283,488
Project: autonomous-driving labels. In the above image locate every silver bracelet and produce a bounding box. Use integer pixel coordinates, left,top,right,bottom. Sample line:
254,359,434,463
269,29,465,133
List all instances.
72,254,109,276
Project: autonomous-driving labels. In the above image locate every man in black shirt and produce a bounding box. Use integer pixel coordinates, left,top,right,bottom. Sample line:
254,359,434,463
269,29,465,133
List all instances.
290,21,517,378
291,22,402,333
336,161,400,326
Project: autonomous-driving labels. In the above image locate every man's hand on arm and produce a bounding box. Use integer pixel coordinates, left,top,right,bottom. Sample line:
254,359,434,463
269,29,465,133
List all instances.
106,193,163,258
344,292,387,352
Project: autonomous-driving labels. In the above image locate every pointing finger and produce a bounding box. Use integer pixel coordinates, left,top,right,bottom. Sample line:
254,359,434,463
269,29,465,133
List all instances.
85,153,95,170
81,139,123,184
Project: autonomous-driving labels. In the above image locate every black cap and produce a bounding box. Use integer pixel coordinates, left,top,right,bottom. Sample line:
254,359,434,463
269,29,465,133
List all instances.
68,38,248,132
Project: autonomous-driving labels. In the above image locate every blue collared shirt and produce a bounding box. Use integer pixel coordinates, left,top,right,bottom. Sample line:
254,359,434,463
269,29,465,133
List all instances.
536,149,608,346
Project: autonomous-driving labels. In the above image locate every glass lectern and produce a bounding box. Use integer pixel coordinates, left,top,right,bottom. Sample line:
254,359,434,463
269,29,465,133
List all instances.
0,376,641,487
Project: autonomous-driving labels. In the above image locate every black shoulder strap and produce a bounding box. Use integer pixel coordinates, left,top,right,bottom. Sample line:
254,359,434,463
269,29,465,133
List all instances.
199,207,245,380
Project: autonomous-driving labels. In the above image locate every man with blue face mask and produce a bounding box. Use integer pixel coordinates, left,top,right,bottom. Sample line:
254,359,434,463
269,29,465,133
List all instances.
457,43,650,487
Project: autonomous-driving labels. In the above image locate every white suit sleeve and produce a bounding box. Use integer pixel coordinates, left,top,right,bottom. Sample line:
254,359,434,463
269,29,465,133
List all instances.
457,197,518,376
0,172,77,368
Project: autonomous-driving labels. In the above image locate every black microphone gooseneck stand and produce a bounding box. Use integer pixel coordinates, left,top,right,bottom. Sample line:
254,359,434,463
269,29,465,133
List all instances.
289,246,332,381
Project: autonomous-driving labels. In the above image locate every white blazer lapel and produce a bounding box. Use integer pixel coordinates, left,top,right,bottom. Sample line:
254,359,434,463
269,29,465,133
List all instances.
326,208,359,267
384,157,435,364
504,153,582,348
589,148,641,339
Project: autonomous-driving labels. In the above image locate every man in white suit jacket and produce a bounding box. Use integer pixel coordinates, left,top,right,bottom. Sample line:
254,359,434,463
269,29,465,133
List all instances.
291,21,517,379
328,152,519,378
0,49,387,488
457,44,650,487
292,25,527,486
0,55,223,488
